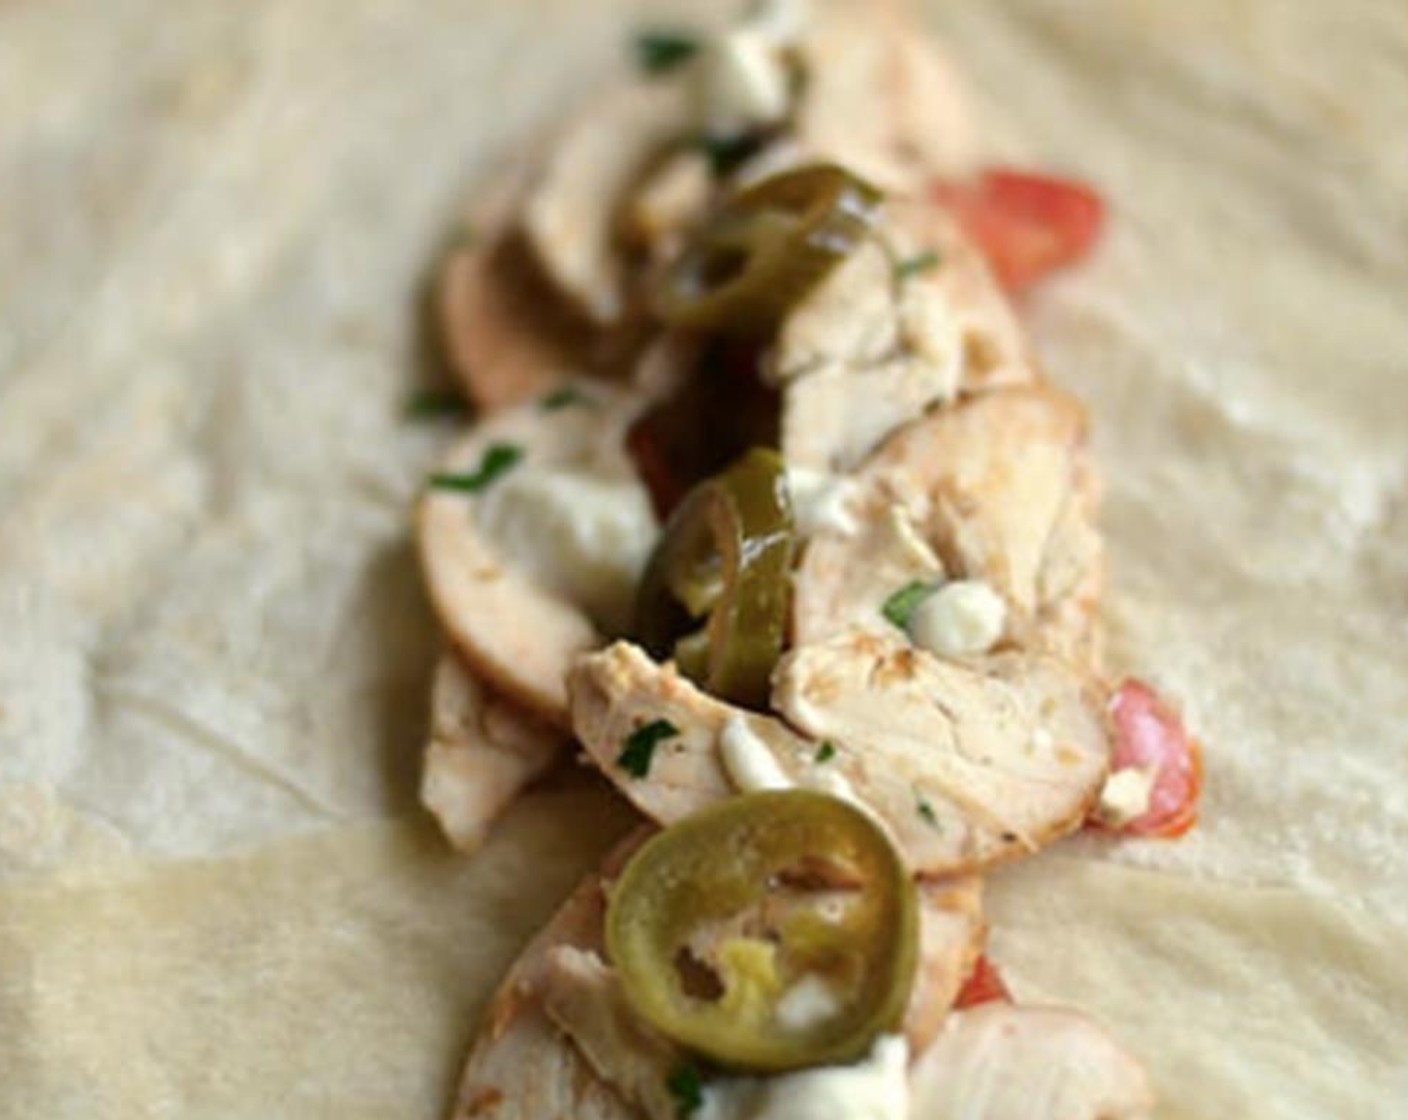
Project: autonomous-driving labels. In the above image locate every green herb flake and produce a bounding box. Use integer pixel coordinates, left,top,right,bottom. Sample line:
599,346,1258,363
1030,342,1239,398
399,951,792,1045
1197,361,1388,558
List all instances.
634,29,700,75
881,580,937,631
894,249,942,281
539,385,593,412
427,442,523,494
814,741,837,764
617,718,680,779
916,789,939,828
405,388,469,420
667,1063,705,1118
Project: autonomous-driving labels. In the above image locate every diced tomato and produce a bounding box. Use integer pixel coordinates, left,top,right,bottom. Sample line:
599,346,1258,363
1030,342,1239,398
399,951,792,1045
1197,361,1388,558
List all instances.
1102,679,1203,839
930,169,1105,294
954,954,1010,1009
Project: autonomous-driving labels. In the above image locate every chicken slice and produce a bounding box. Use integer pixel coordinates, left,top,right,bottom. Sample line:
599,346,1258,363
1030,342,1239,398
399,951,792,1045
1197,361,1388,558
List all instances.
791,478,945,644
435,150,594,412
569,642,779,821
541,948,684,1120
450,839,649,1120
907,876,985,1055
889,197,1033,394
524,80,687,324
417,384,656,724
438,237,579,412
569,638,1107,876
794,0,976,191
772,632,1109,873
775,201,1032,474
793,385,1102,670
420,652,564,853
909,1003,1155,1120
872,384,1104,668
771,235,902,386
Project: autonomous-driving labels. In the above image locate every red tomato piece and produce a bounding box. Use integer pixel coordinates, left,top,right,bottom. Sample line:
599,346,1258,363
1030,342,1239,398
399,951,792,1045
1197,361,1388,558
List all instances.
930,169,1105,294
1103,679,1203,839
953,954,1010,1010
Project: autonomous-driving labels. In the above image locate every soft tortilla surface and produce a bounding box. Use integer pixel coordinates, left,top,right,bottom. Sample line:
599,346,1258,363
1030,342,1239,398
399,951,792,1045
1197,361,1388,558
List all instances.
1,0,1405,1116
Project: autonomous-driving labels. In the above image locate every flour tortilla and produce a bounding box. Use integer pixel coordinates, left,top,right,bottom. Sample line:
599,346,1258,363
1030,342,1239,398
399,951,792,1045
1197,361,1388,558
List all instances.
1,0,1405,1116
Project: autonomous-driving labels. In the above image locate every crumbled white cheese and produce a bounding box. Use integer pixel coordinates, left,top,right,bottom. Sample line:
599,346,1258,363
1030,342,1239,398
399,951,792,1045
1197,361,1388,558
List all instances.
909,579,1007,658
1095,765,1159,828
690,28,790,138
475,468,656,635
699,1034,909,1120
774,974,842,1033
720,714,792,792
787,467,862,537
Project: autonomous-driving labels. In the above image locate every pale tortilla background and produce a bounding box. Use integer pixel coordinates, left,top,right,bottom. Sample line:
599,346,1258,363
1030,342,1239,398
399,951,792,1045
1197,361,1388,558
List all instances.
1,0,1405,1116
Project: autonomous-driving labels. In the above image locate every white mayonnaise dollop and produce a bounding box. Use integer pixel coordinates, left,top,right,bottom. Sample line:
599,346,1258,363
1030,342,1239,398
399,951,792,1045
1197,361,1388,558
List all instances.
774,974,843,1033
909,579,1007,658
700,1034,909,1120
719,714,792,792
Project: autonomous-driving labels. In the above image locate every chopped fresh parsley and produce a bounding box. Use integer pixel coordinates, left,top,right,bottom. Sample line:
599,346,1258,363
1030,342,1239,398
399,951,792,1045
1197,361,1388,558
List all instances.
617,719,680,779
539,385,593,412
666,1063,705,1118
634,29,700,74
894,249,942,280
814,741,837,764
405,388,469,420
427,442,523,494
881,580,938,631
916,789,939,827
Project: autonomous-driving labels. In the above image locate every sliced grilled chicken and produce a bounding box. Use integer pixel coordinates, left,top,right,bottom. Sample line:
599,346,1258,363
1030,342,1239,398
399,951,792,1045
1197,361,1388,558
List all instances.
795,0,976,190
541,948,683,1120
435,155,582,412
888,384,1102,667
569,638,1107,876
450,843,647,1120
909,1003,1155,1120
791,478,946,644
438,233,576,412
418,385,657,724
890,198,1033,392
907,876,986,1054
524,81,687,324
776,201,1032,474
793,384,1102,669
420,652,565,852
773,632,1109,873
568,641,782,820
